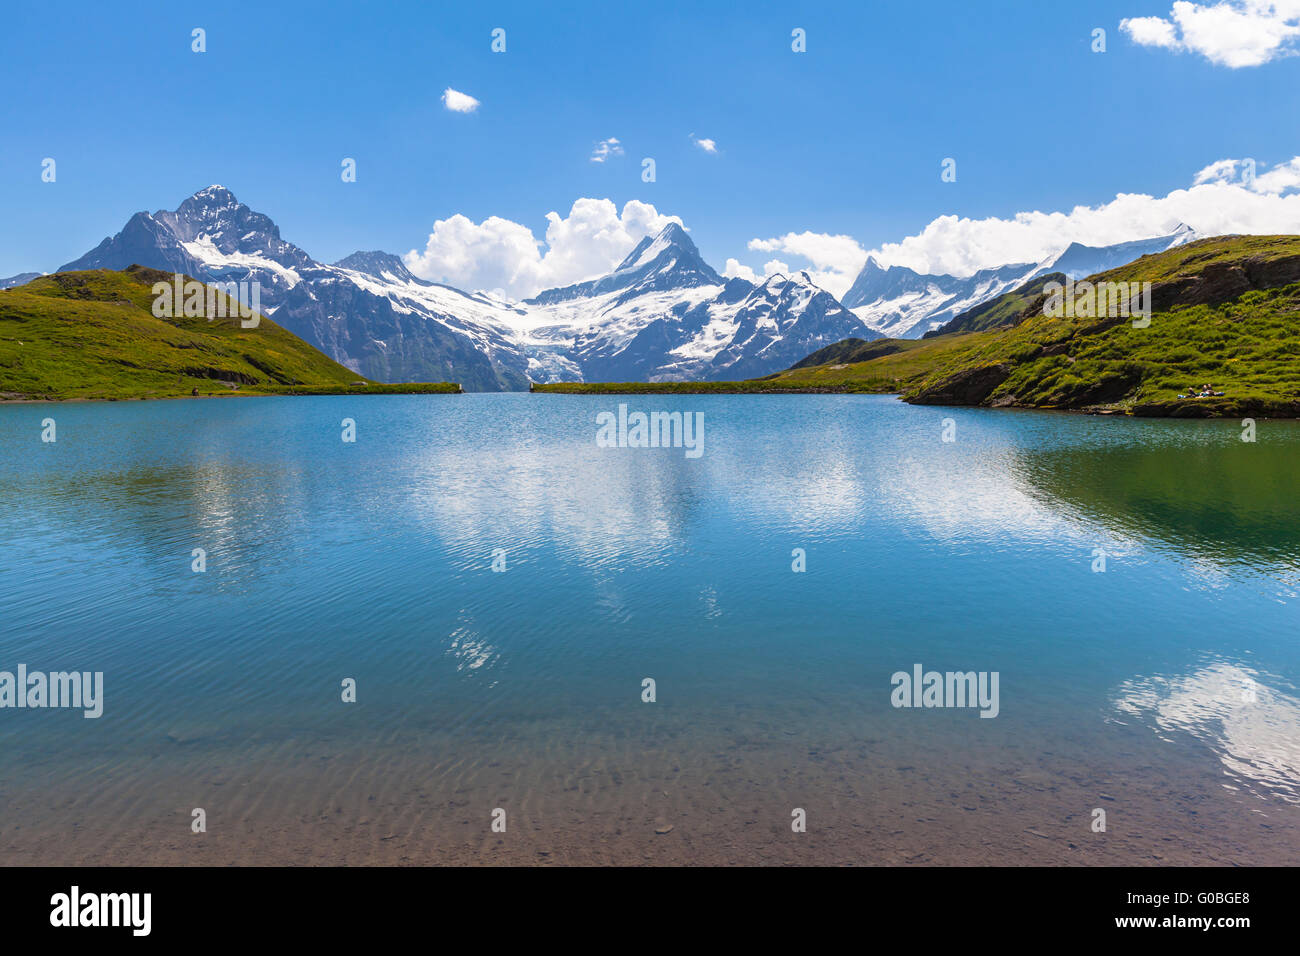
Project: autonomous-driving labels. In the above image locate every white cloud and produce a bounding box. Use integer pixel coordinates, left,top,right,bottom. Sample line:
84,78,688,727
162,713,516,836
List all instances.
1192,157,1242,184
590,138,624,163
736,156,1300,283
442,87,480,113
723,258,792,284
1249,156,1300,192
407,157,1300,302
1121,15,1182,47
722,258,758,282
693,136,718,154
404,198,682,299
1121,1,1300,67
1192,156,1300,192
744,231,869,295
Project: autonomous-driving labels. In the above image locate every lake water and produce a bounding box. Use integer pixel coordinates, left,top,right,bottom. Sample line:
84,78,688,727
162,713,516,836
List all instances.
1,394,1297,865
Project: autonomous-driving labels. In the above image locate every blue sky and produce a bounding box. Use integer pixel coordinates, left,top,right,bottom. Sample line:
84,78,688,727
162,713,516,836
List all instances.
2,0,1299,293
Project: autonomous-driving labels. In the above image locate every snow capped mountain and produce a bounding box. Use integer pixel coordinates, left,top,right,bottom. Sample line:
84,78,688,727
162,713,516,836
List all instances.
527,221,721,305
841,257,1038,339
331,250,419,283
1,272,40,289
624,270,877,382
61,184,313,300
51,186,1200,386
1032,224,1196,280
61,188,532,391
61,209,208,282
514,226,881,381
273,258,533,391
842,225,1199,339
54,188,880,389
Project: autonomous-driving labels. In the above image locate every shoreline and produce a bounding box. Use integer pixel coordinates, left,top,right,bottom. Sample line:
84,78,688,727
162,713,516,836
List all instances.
0,384,462,404
4,383,1297,419
529,383,1300,419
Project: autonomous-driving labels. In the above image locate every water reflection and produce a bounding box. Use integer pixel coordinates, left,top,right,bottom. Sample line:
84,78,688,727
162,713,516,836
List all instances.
2,395,1300,861
1113,661,1300,805
1012,427,1300,574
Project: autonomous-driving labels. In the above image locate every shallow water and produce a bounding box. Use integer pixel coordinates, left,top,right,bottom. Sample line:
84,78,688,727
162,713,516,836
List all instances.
0,394,1297,864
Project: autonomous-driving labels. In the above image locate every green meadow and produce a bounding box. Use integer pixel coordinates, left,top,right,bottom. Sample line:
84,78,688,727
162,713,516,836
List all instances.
0,266,459,400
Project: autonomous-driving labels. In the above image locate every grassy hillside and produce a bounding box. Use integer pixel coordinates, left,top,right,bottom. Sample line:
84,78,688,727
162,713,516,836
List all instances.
763,333,978,392
787,336,910,368
0,266,459,400
536,236,1300,417
899,235,1300,416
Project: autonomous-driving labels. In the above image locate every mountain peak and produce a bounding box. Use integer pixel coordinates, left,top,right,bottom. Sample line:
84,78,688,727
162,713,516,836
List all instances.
153,186,317,275
761,270,820,293
59,185,315,297
182,184,240,211
334,250,416,283
613,221,698,272
656,220,691,243
529,220,719,305
168,184,265,239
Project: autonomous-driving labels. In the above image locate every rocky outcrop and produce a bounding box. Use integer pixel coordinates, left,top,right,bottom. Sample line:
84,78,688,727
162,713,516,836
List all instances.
907,363,1011,405
1043,364,1145,407
1132,253,1300,313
